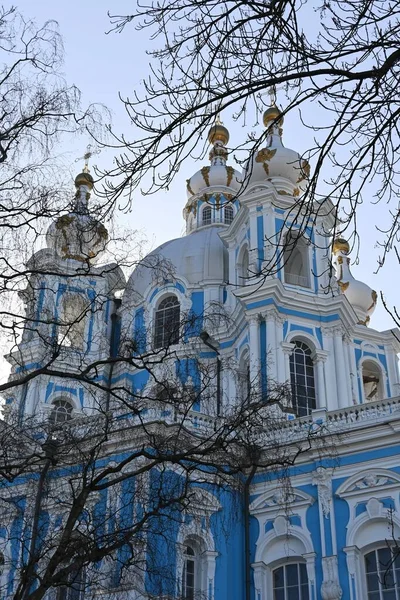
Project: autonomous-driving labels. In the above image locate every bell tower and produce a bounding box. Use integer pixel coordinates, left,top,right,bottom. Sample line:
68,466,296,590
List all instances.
5,167,125,422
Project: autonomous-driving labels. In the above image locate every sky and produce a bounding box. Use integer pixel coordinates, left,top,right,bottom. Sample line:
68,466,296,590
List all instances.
9,0,400,334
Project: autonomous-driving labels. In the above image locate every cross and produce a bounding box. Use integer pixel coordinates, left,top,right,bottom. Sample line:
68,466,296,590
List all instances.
75,144,100,173
268,85,277,106
260,85,284,106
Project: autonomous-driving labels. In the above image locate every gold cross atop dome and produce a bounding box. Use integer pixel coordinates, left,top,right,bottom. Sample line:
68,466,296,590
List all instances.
75,144,100,174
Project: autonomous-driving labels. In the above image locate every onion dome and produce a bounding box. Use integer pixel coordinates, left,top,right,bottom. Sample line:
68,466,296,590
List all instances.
186,120,241,199
243,105,310,196
332,237,377,326
46,170,108,264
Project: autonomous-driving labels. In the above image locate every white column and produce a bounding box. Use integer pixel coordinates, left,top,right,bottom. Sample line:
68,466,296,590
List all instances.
342,336,354,406
321,328,338,411
385,344,400,398
228,244,236,287
282,342,295,383
264,309,278,382
333,327,351,408
347,338,359,404
313,350,328,409
276,317,286,384
248,315,260,390
263,200,275,280
248,206,259,274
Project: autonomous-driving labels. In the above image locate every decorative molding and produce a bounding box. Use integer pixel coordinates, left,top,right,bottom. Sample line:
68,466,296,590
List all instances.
250,486,315,515
312,467,333,518
321,555,343,600
336,468,400,499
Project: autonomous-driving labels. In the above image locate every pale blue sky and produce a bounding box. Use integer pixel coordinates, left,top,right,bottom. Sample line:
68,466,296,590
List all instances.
11,0,399,334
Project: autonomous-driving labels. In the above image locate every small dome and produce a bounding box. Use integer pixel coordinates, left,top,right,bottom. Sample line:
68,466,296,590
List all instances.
333,239,377,326
208,123,230,146
263,105,283,127
332,237,350,255
46,169,107,263
186,164,241,198
243,108,309,196
75,171,94,190
186,121,241,199
46,213,108,264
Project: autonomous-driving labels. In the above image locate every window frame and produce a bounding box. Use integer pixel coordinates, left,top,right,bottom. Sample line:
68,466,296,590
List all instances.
202,205,212,226
237,244,249,285
153,294,181,349
364,546,400,600
272,561,310,600
224,205,234,225
182,544,196,600
283,232,311,289
289,340,316,417
49,398,74,425
361,359,385,403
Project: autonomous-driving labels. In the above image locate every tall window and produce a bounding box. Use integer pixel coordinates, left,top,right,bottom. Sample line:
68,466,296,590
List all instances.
56,565,85,600
154,295,180,348
238,245,249,284
362,360,383,402
289,341,316,416
238,352,251,404
182,545,196,600
365,547,400,599
273,563,309,600
224,205,234,225
49,399,73,424
202,206,212,226
284,232,311,288
58,293,88,349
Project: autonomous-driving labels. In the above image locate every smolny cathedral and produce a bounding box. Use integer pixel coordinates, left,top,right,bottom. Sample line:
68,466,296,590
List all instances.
2,105,400,600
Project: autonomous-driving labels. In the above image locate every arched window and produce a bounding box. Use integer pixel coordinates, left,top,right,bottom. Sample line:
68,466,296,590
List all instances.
238,351,251,404
238,245,249,284
202,206,212,226
283,232,311,288
58,293,88,349
289,341,316,416
365,547,400,598
273,563,309,600
362,360,384,402
182,544,196,600
224,205,234,225
154,295,180,348
49,399,73,424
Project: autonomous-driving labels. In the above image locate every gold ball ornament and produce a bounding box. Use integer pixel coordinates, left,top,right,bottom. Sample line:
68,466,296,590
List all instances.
208,123,230,146
75,171,94,190
263,105,284,127
332,237,350,255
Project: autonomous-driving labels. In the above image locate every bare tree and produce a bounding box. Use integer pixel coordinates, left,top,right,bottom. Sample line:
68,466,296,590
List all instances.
104,0,400,268
0,323,333,599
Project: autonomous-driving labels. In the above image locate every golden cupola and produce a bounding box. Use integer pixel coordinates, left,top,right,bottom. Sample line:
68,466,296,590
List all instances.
46,169,108,264
332,237,377,326
243,105,310,196
185,120,241,199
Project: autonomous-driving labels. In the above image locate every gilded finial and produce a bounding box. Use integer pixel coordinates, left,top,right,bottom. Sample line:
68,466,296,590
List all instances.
261,85,284,128
208,114,229,147
332,237,350,256
74,145,100,191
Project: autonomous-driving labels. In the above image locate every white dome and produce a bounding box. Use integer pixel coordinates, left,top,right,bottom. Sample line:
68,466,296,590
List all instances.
333,238,377,326
186,123,241,198
243,109,309,196
186,163,241,198
125,226,228,301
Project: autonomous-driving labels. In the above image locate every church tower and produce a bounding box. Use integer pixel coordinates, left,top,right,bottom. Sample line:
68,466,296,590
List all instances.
5,168,125,422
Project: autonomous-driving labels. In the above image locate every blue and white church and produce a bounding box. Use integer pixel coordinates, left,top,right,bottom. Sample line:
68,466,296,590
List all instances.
3,106,400,600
